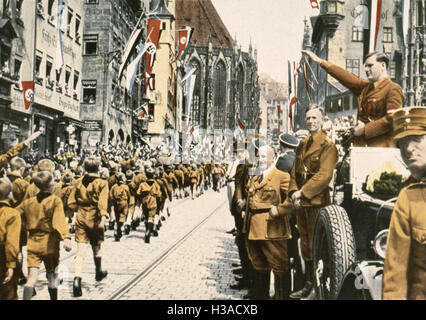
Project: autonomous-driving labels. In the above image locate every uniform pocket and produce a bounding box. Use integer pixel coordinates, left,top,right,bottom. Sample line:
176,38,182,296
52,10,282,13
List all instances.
261,188,277,202
412,226,426,245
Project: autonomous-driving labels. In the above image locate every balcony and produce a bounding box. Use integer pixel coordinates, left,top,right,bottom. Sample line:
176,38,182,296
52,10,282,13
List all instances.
319,1,344,33
0,70,19,85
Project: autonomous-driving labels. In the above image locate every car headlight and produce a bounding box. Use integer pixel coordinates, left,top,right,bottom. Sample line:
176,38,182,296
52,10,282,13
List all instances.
373,229,389,259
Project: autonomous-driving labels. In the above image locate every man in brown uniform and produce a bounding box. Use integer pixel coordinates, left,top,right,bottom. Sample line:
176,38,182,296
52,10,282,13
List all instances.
288,105,338,299
302,50,403,147
67,157,109,297
0,178,21,300
382,106,426,300
243,145,292,300
0,131,41,169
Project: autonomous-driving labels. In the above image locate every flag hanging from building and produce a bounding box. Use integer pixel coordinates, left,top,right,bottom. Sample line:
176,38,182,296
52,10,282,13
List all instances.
185,72,196,116
182,66,197,83
172,26,193,63
137,104,149,119
22,81,34,110
54,0,65,71
354,2,369,29
309,0,319,9
303,62,310,94
288,61,298,133
369,0,383,52
237,117,245,130
125,42,155,94
146,18,162,75
118,12,145,80
401,0,410,46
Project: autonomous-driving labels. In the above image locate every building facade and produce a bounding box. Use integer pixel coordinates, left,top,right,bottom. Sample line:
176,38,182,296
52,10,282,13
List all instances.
175,0,260,137
295,0,404,130
80,0,144,150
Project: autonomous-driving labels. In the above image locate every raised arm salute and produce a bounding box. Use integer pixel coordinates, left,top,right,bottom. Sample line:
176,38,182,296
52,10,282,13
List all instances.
302,50,403,147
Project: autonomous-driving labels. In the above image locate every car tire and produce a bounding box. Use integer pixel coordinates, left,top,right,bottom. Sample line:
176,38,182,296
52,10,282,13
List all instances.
312,205,356,300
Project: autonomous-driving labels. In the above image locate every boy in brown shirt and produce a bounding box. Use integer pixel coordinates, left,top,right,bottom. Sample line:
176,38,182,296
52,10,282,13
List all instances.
0,178,21,300
17,171,72,300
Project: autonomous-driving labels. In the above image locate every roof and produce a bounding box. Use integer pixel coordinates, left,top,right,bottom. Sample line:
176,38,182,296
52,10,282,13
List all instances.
175,0,233,48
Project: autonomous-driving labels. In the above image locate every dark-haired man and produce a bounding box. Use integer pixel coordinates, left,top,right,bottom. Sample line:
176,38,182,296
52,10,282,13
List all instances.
302,50,403,147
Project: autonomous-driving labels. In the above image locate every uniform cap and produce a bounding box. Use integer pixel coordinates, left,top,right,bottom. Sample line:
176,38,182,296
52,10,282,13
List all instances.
125,170,134,182
279,133,300,148
251,138,266,150
392,106,426,141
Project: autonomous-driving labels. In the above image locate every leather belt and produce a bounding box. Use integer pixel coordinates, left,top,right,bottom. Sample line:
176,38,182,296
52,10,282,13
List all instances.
249,208,270,214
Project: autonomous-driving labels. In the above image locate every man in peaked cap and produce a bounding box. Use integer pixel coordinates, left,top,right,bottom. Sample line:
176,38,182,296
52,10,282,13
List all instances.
276,133,299,173
382,106,426,300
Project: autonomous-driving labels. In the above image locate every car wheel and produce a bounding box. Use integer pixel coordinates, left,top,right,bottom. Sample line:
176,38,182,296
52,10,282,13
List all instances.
313,205,356,300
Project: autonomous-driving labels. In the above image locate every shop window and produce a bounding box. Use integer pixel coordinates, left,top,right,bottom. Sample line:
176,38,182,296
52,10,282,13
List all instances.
83,34,98,55
325,100,332,113
383,27,393,43
352,95,359,109
344,96,350,110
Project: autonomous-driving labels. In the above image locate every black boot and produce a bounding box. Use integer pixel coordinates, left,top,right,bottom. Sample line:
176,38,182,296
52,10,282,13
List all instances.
48,287,58,300
251,270,271,300
290,260,313,299
108,220,115,230
131,220,137,231
73,277,82,297
274,273,289,300
94,257,108,281
23,286,34,300
145,222,154,243
124,224,130,235
114,222,123,241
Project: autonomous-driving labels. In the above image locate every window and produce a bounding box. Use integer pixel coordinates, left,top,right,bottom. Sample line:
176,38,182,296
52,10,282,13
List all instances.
83,35,98,55
46,60,53,87
383,27,393,43
55,68,61,83
0,46,10,73
344,96,350,110
73,71,79,99
352,95,359,109
352,26,363,42
75,16,81,42
14,59,21,77
161,22,166,30
47,0,54,16
389,61,396,79
189,60,201,127
328,1,337,13
86,0,98,4
325,100,332,113
65,69,71,94
35,56,42,76
214,61,227,129
346,59,360,76
82,80,97,104
67,9,73,37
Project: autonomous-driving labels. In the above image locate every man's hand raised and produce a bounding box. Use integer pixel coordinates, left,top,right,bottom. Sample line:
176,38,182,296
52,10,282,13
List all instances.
301,50,323,64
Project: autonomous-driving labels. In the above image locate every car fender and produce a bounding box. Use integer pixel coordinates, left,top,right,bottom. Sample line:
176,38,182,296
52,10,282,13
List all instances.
338,260,384,300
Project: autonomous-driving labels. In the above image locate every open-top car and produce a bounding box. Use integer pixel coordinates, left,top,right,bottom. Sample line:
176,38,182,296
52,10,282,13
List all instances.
311,146,410,300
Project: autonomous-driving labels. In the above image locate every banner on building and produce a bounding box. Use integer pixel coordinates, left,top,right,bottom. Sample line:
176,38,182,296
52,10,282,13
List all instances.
369,0,383,52
401,0,410,46
172,26,193,63
185,72,196,116
54,0,65,71
126,42,155,94
22,81,34,110
146,19,162,75
288,61,298,133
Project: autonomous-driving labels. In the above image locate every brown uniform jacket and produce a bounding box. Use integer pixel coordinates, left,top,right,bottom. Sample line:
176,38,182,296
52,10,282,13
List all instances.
289,130,338,207
243,168,292,240
0,201,21,268
321,60,403,147
17,192,70,241
174,169,184,188
109,183,134,214
67,173,109,220
382,180,426,300
137,179,160,214
23,181,62,201
0,142,27,169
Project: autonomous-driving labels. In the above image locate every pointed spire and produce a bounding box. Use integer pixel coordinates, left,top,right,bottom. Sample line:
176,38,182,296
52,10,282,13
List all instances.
249,37,253,56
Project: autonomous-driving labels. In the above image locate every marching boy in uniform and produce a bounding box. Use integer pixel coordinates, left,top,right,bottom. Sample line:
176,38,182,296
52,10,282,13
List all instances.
0,178,21,300
17,171,72,300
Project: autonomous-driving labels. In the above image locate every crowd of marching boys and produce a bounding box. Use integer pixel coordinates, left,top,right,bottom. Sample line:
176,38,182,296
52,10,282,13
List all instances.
0,132,228,300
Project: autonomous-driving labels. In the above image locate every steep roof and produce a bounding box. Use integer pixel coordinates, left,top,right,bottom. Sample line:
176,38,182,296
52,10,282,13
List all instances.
175,0,233,48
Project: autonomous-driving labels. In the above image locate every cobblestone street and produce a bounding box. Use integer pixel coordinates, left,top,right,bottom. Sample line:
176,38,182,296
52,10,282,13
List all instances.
18,187,250,300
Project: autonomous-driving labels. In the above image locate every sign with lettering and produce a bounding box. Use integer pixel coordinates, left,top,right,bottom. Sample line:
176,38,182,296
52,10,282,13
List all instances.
84,120,103,131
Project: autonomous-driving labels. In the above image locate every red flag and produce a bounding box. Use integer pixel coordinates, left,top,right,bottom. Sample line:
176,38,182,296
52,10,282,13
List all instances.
22,81,34,110
237,118,245,130
145,19,162,75
369,0,383,52
304,62,310,94
310,0,319,9
138,104,149,118
259,118,262,126
172,26,193,63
